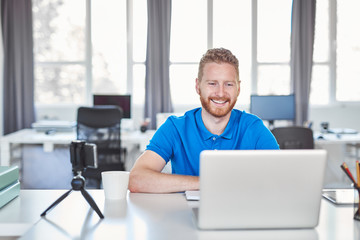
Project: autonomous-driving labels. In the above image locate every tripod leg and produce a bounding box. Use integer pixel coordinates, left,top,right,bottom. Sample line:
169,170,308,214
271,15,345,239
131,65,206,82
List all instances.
80,188,104,219
41,189,73,217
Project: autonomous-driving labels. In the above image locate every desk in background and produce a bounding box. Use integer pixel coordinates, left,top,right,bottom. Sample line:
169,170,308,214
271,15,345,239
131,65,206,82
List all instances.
0,128,155,167
315,132,360,188
0,129,155,188
0,189,359,239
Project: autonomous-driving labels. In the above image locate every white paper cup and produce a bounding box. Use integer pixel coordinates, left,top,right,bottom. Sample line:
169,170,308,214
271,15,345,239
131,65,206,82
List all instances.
101,171,130,200
104,199,127,218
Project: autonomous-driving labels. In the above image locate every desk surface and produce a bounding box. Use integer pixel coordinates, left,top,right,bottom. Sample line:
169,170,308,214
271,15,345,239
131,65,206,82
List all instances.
314,132,360,144
0,190,359,239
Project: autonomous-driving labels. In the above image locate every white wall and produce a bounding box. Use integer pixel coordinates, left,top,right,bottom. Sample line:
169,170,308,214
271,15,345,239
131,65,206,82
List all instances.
309,104,360,132
174,103,360,132
35,104,78,122
35,103,147,131
35,103,360,133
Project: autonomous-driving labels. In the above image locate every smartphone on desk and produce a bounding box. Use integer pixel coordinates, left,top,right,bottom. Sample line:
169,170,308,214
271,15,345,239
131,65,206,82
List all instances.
322,189,356,205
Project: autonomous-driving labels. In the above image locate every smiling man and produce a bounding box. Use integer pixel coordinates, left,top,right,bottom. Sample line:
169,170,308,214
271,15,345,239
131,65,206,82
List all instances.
129,48,279,193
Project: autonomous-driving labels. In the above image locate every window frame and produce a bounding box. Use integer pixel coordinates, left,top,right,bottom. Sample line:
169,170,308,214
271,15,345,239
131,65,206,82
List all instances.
170,0,291,108
34,0,360,111
34,0,140,107
312,0,360,106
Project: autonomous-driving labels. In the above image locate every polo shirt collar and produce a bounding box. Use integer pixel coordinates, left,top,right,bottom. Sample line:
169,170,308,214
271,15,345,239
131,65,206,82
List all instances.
196,108,234,140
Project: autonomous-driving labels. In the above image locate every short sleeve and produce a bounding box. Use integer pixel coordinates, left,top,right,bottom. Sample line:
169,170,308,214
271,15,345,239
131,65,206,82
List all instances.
146,118,178,163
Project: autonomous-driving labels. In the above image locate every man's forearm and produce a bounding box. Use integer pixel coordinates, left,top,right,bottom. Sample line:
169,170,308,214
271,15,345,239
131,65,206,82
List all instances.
129,169,199,193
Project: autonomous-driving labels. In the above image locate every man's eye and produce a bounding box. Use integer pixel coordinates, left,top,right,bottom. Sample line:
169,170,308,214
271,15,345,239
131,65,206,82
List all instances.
208,82,216,86
226,83,234,87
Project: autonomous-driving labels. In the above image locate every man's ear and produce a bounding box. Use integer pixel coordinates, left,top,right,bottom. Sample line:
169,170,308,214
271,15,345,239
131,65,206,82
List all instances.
195,78,200,95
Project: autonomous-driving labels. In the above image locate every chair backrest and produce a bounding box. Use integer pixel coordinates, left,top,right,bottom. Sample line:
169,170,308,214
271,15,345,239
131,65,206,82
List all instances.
76,106,124,186
271,126,314,149
77,106,123,129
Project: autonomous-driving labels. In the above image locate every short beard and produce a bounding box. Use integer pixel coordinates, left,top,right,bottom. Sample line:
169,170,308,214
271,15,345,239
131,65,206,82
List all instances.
199,94,236,118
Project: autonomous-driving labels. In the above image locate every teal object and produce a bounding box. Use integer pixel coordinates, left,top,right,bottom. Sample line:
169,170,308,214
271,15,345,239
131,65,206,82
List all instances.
0,181,20,208
0,166,19,190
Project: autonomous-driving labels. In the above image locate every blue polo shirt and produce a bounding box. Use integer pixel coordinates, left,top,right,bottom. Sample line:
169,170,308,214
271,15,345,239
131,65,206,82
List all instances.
146,108,279,176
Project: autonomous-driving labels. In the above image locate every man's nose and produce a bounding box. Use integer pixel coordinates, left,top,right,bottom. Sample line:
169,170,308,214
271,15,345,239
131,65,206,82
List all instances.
216,84,225,97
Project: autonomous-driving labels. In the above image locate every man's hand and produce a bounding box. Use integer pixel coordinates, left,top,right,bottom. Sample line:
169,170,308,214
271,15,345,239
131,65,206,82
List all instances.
129,150,199,193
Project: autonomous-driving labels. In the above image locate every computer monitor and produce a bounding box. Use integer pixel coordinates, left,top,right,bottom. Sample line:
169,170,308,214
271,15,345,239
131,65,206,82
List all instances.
250,94,295,128
93,94,131,119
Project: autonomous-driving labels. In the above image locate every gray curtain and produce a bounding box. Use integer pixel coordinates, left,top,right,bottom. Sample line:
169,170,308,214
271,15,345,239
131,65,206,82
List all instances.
290,0,316,126
145,0,173,129
1,0,35,134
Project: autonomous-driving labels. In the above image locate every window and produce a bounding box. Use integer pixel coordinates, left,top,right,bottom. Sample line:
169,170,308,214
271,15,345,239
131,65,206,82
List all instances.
170,0,292,108
33,0,147,106
213,0,252,107
33,0,87,104
336,0,360,102
311,0,360,104
131,0,148,105
256,0,292,96
170,0,207,107
33,0,359,113
91,0,127,96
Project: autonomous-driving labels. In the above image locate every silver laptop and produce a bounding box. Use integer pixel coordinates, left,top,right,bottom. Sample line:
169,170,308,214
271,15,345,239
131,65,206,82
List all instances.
194,149,327,230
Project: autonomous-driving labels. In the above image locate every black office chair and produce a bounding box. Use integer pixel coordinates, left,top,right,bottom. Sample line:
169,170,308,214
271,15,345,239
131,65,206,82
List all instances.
271,126,314,149
77,106,125,188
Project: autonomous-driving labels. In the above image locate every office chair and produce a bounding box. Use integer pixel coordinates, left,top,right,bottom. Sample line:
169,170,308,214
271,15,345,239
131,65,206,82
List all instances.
271,126,314,149
77,106,125,188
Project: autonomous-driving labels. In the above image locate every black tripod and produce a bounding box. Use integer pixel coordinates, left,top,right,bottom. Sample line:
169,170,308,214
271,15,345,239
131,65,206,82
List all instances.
41,173,104,219
41,140,104,219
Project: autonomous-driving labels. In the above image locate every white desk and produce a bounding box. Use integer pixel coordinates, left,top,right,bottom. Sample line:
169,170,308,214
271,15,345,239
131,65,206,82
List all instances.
0,190,69,236
0,190,358,239
0,129,155,166
314,132,360,144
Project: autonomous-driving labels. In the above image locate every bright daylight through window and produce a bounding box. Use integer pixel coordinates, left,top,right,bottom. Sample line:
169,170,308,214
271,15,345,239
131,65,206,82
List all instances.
32,0,360,108
32,0,146,105
33,0,87,104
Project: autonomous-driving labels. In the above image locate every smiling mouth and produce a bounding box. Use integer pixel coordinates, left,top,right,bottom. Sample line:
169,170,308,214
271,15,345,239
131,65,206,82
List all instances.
211,99,228,105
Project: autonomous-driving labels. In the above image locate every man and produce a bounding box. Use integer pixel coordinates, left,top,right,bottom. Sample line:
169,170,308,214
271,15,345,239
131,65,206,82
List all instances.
129,48,279,193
